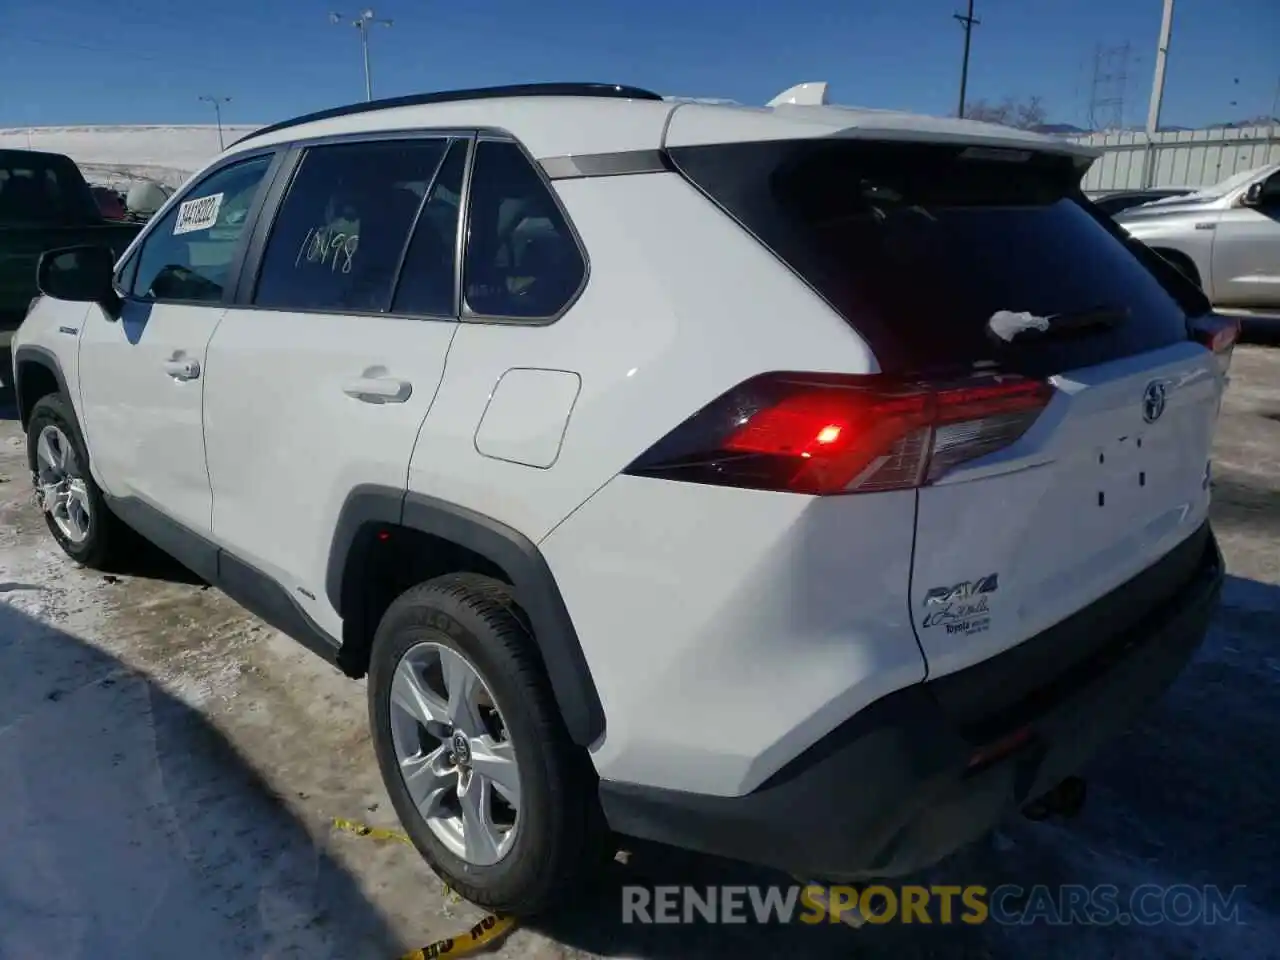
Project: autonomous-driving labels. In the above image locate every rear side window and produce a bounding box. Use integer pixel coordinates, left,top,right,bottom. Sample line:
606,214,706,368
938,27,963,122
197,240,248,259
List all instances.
669,140,1200,376
254,138,451,313
463,139,585,320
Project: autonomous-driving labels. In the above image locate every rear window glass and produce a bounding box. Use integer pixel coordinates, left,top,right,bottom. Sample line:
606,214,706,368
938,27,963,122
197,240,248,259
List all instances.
669,140,1201,376
0,151,97,224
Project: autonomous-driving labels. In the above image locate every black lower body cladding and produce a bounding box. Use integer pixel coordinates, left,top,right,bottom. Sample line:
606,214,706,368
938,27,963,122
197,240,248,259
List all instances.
599,522,1222,881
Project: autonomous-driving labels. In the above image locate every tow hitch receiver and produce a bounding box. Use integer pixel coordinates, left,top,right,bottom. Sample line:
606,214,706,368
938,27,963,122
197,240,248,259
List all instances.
1021,775,1087,821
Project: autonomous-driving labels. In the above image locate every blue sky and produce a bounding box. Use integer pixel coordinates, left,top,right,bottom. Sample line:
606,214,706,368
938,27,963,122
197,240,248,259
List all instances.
2,0,1276,130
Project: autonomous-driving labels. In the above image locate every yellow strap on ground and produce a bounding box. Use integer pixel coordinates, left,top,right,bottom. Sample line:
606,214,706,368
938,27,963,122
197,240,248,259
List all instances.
332,817,518,958
397,913,517,960
332,816,414,846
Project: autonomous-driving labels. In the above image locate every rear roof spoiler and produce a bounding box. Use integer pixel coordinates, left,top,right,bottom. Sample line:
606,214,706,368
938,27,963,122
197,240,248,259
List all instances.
766,82,830,107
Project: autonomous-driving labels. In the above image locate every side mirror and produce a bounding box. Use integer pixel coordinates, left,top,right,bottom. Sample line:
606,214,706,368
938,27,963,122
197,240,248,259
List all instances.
1239,182,1264,208
36,245,121,318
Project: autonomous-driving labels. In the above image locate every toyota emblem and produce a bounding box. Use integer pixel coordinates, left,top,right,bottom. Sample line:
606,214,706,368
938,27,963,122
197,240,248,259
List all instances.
1142,380,1167,423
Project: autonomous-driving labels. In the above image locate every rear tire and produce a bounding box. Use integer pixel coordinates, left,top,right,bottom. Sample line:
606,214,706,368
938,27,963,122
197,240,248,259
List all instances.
367,573,610,916
25,393,127,570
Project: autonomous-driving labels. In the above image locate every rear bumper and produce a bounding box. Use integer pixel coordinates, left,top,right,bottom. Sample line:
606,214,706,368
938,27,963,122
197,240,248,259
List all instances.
599,521,1223,880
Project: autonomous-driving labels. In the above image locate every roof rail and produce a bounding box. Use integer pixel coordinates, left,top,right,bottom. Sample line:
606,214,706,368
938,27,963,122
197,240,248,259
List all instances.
232,82,665,147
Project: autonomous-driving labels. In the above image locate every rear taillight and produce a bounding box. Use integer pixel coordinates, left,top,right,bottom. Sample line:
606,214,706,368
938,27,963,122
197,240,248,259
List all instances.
624,372,1054,495
1191,315,1240,355
1191,314,1240,377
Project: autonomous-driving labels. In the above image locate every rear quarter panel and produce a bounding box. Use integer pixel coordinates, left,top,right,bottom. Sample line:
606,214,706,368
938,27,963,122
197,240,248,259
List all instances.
408,171,879,542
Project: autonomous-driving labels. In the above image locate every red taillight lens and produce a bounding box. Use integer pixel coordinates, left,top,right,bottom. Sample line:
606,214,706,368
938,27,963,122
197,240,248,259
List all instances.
1190,315,1240,376
1191,315,1240,353
624,372,1053,495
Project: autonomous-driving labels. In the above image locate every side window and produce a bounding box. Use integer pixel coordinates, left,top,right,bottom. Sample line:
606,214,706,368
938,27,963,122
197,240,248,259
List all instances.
253,138,450,313
130,154,274,303
463,139,586,320
1257,170,1280,208
390,139,468,316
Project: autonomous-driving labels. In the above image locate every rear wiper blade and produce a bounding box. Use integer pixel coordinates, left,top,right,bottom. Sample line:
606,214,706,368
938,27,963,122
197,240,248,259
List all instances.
987,306,1129,346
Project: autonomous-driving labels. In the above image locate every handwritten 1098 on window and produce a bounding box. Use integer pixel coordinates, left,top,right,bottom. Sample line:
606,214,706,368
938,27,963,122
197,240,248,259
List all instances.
252,138,452,313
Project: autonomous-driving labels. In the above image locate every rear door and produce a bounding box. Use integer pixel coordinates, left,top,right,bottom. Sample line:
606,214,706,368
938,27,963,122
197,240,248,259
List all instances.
910,344,1218,678
666,136,1223,678
203,134,467,638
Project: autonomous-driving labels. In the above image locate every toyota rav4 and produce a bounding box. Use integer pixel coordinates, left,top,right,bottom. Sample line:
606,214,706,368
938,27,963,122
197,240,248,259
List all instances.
10,80,1233,915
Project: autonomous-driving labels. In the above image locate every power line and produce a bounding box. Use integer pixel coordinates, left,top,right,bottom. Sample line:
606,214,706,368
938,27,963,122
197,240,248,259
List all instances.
954,0,980,118
13,35,166,63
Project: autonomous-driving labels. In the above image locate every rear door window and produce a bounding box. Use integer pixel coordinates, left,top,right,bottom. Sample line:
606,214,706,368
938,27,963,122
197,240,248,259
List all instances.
253,138,451,314
669,139,1205,376
390,139,468,316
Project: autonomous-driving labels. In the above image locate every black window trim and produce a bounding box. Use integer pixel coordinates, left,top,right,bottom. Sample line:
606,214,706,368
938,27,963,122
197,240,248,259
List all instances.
387,137,472,318
111,146,286,309
225,125,590,327
230,127,478,323
458,131,591,327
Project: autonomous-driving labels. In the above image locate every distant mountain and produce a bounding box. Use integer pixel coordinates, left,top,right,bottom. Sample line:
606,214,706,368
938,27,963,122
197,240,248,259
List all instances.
1030,122,1088,134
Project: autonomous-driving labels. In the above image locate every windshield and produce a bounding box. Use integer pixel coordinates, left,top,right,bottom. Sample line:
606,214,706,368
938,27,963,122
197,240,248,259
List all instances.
1178,164,1277,202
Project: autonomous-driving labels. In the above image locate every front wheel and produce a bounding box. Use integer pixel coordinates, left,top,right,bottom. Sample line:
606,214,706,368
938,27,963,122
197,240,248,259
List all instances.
25,393,125,569
367,573,609,916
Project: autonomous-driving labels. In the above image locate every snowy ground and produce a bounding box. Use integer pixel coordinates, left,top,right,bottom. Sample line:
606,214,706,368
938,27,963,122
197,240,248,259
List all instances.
0,124,262,191
0,347,1278,959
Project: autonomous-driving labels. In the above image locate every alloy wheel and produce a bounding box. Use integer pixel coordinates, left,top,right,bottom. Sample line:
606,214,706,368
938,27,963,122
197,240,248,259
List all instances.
389,641,521,865
33,424,91,545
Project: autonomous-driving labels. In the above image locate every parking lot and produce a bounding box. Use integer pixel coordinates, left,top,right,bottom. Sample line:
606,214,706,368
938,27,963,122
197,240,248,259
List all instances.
1,345,1278,960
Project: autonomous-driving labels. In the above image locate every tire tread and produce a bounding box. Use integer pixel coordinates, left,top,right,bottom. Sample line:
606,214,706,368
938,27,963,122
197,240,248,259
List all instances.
369,572,609,915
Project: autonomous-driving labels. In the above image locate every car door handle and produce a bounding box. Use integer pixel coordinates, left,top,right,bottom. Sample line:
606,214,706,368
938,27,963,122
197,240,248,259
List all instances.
164,358,201,381
342,376,413,404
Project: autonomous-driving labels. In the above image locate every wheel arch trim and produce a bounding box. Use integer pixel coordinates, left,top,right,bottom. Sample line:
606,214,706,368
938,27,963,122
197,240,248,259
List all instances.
326,485,606,747
12,344,71,430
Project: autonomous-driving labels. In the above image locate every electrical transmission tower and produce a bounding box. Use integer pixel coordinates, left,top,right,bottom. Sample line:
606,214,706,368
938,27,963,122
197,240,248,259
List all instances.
1087,42,1132,131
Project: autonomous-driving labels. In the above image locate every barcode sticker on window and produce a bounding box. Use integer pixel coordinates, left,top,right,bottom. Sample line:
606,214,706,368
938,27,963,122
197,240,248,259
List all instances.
173,192,224,235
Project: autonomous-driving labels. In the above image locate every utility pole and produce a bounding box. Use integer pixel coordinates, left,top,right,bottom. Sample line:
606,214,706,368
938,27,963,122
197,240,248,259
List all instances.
954,0,980,118
199,95,232,150
1268,75,1279,163
331,9,394,102
1143,0,1175,187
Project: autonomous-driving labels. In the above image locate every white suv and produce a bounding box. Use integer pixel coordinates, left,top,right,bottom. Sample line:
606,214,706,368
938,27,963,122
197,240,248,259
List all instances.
10,81,1234,915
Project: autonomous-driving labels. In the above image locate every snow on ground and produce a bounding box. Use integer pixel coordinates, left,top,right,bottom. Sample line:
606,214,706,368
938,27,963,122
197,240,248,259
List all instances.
0,124,263,191
0,348,1279,958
